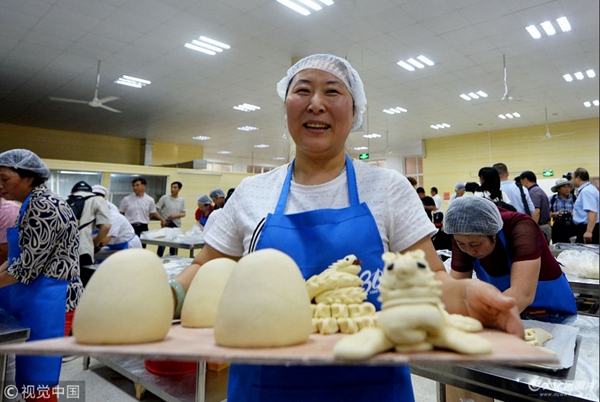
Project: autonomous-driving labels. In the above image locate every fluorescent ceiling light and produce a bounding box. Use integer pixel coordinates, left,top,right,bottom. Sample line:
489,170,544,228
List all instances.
525,25,542,39
233,103,261,112
122,75,151,85
192,136,211,141
297,0,322,11
254,144,269,148
273,156,286,160
238,126,259,131
594,100,600,106
498,115,507,119
383,106,408,114
354,146,368,150
506,113,514,118
199,36,230,50
574,71,584,80
397,61,415,71
460,94,471,101
59,170,97,175
417,55,434,66
430,125,440,129
556,17,571,32
184,43,216,55
476,91,488,97
563,74,573,82
498,113,520,119
217,151,231,155
586,69,596,78
191,39,223,53
317,0,334,5
540,21,556,36
277,0,310,15
467,92,479,99
363,133,381,139
513,112,521,117
430,123,450,129
460,91,487,101
584,101,592,107
407,58,425,69
114,78,143,88
441,123,450,128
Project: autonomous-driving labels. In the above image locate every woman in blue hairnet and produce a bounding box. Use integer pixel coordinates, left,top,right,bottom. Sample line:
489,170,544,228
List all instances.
444,196,576,315
0,149,82,402
172,54,523,401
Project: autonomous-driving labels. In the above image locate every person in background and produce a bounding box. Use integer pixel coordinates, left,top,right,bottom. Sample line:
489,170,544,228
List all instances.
92,185,142,251
224,187,236,206
444,196,576,315
0,194,20,265
477,167,511,204
69,181,111,267
0,149,81,402
548,178,577,244
572,167,599,244
493,163,534,215
417,187,436,221
169,54,522,402
430,186,443,223
119,177,166,247
519,171,551,244
449,182,465,202
407,176,418,188
156,181,186,256
464,181,480,195
209,188,226,210
195,195,214,229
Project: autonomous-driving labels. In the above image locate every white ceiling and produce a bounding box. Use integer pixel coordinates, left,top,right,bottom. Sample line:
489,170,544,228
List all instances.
0,0,598,164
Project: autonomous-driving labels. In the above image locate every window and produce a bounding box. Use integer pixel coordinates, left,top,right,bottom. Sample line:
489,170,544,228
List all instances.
247,165,275,174
404,156,423,187
48,170,103,199
207,162,233,172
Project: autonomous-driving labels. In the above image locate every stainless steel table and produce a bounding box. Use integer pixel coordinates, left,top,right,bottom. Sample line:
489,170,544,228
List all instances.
140,239,205,258
0,309,30,402
411,314,599,402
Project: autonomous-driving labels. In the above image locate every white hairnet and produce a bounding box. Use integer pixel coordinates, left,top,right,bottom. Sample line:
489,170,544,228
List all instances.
276,54,367,131
444,196,503,236
92,185,108,196
210,188,225,199
197,195,212,204
0,149,51,181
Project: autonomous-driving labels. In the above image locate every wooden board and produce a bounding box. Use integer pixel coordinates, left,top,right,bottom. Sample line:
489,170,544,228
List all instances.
0,325,558,366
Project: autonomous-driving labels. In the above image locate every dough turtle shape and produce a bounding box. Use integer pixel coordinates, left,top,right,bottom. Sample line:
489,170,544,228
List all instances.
334,250,492,360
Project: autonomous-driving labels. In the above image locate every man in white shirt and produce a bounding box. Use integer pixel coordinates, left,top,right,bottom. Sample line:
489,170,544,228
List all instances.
156,181,186,256
493,163,535,215
119,177,166,247
430,186,443,224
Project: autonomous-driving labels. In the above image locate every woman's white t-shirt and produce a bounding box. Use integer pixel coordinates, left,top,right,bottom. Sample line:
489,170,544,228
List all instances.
204,159,436,258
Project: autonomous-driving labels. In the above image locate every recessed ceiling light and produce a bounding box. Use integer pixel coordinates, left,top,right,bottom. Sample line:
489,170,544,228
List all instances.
574,71,585,80
254,144,269,148
185,36,230,55
430,123,450,129
238,126,259,131
233,103,261,112
595,100,600,106
564,70,595,82
459,90,487,101
192,136,211,141
115,75,151,88
276,0,333,15
584,100,599,107
354,146,368,151
498,113,521,119
526,17,571,39
363,133,381,139
586,69,596,78
382,106,407,114
397,55,434,71
217,151,231,155
563,74,573,82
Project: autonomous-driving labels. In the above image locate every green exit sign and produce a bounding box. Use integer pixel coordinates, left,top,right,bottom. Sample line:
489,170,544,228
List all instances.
359,153,370,160
542,169,554,177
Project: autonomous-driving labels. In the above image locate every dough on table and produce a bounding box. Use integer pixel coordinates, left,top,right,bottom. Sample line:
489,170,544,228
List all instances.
525,327,553,346
181,258,236,328
214,249,312,348
73,249,173,344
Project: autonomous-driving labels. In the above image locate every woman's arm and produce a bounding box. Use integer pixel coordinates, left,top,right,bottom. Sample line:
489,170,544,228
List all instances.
405,236,523,337
450,269,472,279
505,258,540,312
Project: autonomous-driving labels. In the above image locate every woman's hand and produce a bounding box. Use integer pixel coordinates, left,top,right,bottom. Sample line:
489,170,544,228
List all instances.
464,280,523,338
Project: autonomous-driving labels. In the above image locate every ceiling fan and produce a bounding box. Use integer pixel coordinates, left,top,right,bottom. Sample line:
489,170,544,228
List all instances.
501,54,534,103
541,107,575,140
49,60,121,113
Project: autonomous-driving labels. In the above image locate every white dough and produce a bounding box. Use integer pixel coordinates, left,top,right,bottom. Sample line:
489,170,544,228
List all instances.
214,249,312,348
181,258,236,328
73,249,173,344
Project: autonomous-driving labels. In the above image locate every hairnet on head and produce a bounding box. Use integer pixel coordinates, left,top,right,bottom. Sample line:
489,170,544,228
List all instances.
444,196,503,236
197,195,212,205
92,185,108,196
0,149,51,181
454,182,466,191
210,188,225,199
276,54,367,131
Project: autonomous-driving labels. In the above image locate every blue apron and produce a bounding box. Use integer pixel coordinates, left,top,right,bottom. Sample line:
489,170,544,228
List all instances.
474,231,577,315
227,155,414,402
5,192,67,389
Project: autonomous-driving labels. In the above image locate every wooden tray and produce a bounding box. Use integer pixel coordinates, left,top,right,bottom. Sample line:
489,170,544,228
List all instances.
0,325,558,366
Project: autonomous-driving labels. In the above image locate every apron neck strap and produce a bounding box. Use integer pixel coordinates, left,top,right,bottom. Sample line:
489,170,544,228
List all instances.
274,155,359,214
18,192,33,224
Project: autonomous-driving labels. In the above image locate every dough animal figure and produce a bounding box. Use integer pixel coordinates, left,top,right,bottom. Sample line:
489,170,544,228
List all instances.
334,250,492,360
306,255,378,334
525,327,556,355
